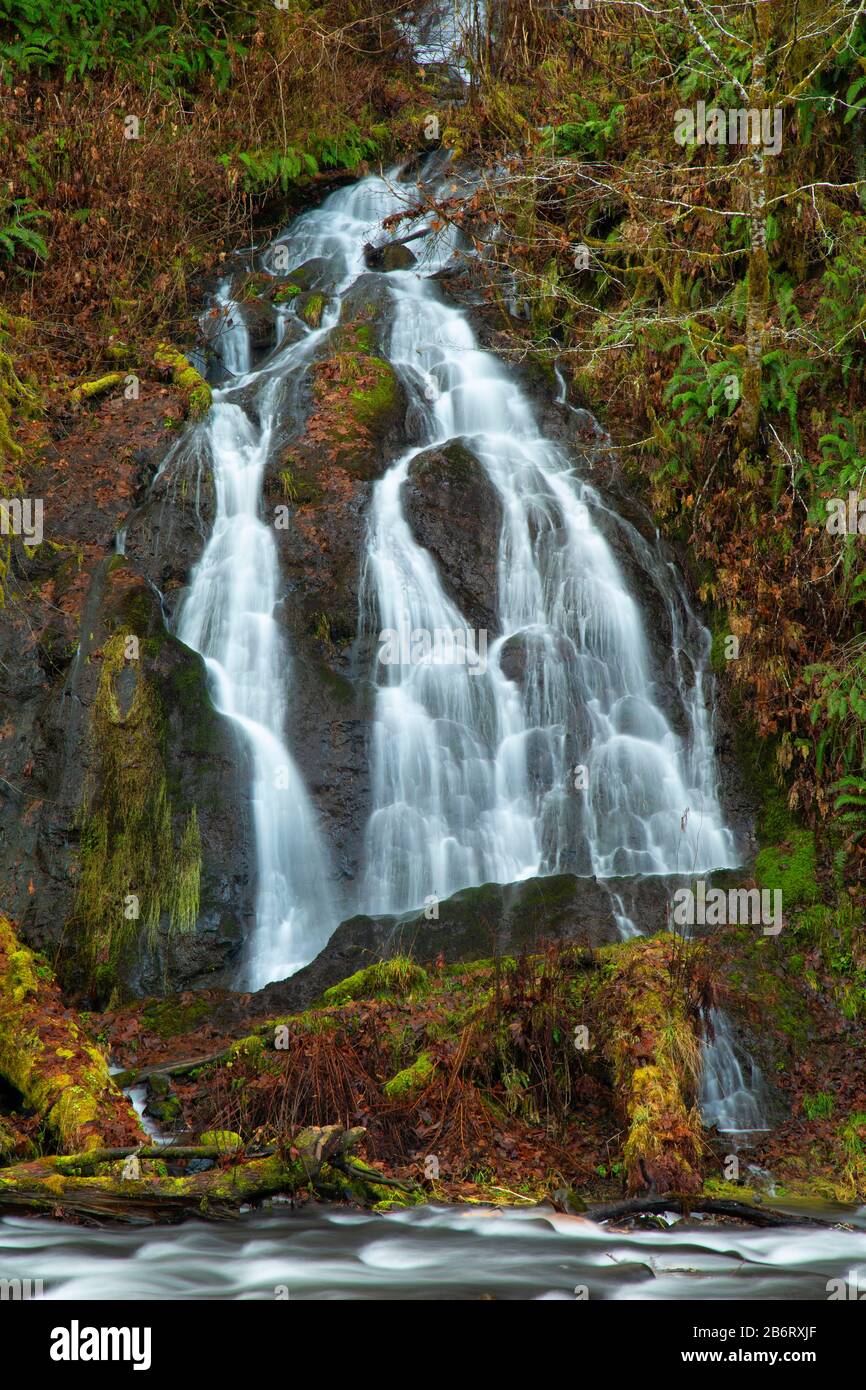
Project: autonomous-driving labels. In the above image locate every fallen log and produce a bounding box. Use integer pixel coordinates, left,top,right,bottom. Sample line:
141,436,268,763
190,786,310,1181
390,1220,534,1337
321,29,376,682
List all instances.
113,1049,231,1088
12,1145,275,1176
0,915,144,1152
0,1125,420,1224
585,1197,831,1229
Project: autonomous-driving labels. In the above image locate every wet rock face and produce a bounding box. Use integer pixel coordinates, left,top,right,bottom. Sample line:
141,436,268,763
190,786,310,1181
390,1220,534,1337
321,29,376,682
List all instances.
121,440,214,627
254,317,416,891
37,565,252,1002
244,872,681,1016
337,274,398,356
402,440,503,633
365,241,418,272
0,383,254,1004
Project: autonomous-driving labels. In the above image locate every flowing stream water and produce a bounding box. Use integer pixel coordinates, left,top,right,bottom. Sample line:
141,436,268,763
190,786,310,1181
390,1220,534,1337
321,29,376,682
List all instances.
2,1203,864,1300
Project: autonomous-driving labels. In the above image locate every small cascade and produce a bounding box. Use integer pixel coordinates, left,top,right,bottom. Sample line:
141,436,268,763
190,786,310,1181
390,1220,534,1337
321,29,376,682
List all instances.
699,1007,771,1142
211,278,252,379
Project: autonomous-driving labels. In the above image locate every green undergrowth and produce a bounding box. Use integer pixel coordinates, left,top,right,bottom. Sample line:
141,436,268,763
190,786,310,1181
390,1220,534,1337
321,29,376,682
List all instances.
180,941,716,1197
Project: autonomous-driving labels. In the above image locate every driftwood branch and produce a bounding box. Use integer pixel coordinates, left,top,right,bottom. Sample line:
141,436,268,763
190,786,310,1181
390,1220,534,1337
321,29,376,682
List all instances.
586,1197,832,1228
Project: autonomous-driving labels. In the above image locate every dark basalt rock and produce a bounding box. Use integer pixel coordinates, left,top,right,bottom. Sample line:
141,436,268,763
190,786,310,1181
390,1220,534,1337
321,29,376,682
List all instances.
364,241,418,272
243,871,683,1017
0,382,253,1002
272,256,334,292
237,297,277,359
403,439,503,633
22,564,253,1001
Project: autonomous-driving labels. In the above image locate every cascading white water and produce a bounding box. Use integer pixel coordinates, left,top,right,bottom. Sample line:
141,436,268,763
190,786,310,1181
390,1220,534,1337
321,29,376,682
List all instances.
212,278,252,378
173,160,740,1016
699,1007,771,1140
176,309,339,988
359,179,736,915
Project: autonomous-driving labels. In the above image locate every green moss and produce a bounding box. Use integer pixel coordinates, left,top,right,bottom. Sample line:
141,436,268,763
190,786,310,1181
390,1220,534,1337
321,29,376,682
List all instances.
755,829,819,908
154,343,212,420
347,354,399,425
140,994,210,1040
594,938,704,1193
0,915,142,1151
200,1129,243,1152
759,790,797,845
72,631,202,995
301,292,326,327
71,372,124,403
383,1051,434,1099
322,957,428,1007
702,1177,756,1201
7,947,40,1004
333,320,374,354
273,283,302,304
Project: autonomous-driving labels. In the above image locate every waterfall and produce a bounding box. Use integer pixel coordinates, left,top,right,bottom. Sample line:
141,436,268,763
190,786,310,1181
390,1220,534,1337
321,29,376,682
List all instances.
172,160,741,999
359,175,736,915
176,321,339,989
699,1007,771,1140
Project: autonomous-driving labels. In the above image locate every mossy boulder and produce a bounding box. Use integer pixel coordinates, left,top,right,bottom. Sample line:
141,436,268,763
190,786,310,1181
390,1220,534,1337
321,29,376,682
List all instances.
298,291,329,328
376,242,418,272
231,271,273,302
306,348,405,479
236,298,278,358
245,873,673,1023
273,256,331,293
323,958,428,1007
336,273,397,355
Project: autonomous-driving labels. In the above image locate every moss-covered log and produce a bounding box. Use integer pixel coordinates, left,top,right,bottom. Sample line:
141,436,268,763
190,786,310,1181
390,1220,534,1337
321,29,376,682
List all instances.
0,1125,420,1223
0,916,144,1153
70,373,125,403
153,343,212,419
